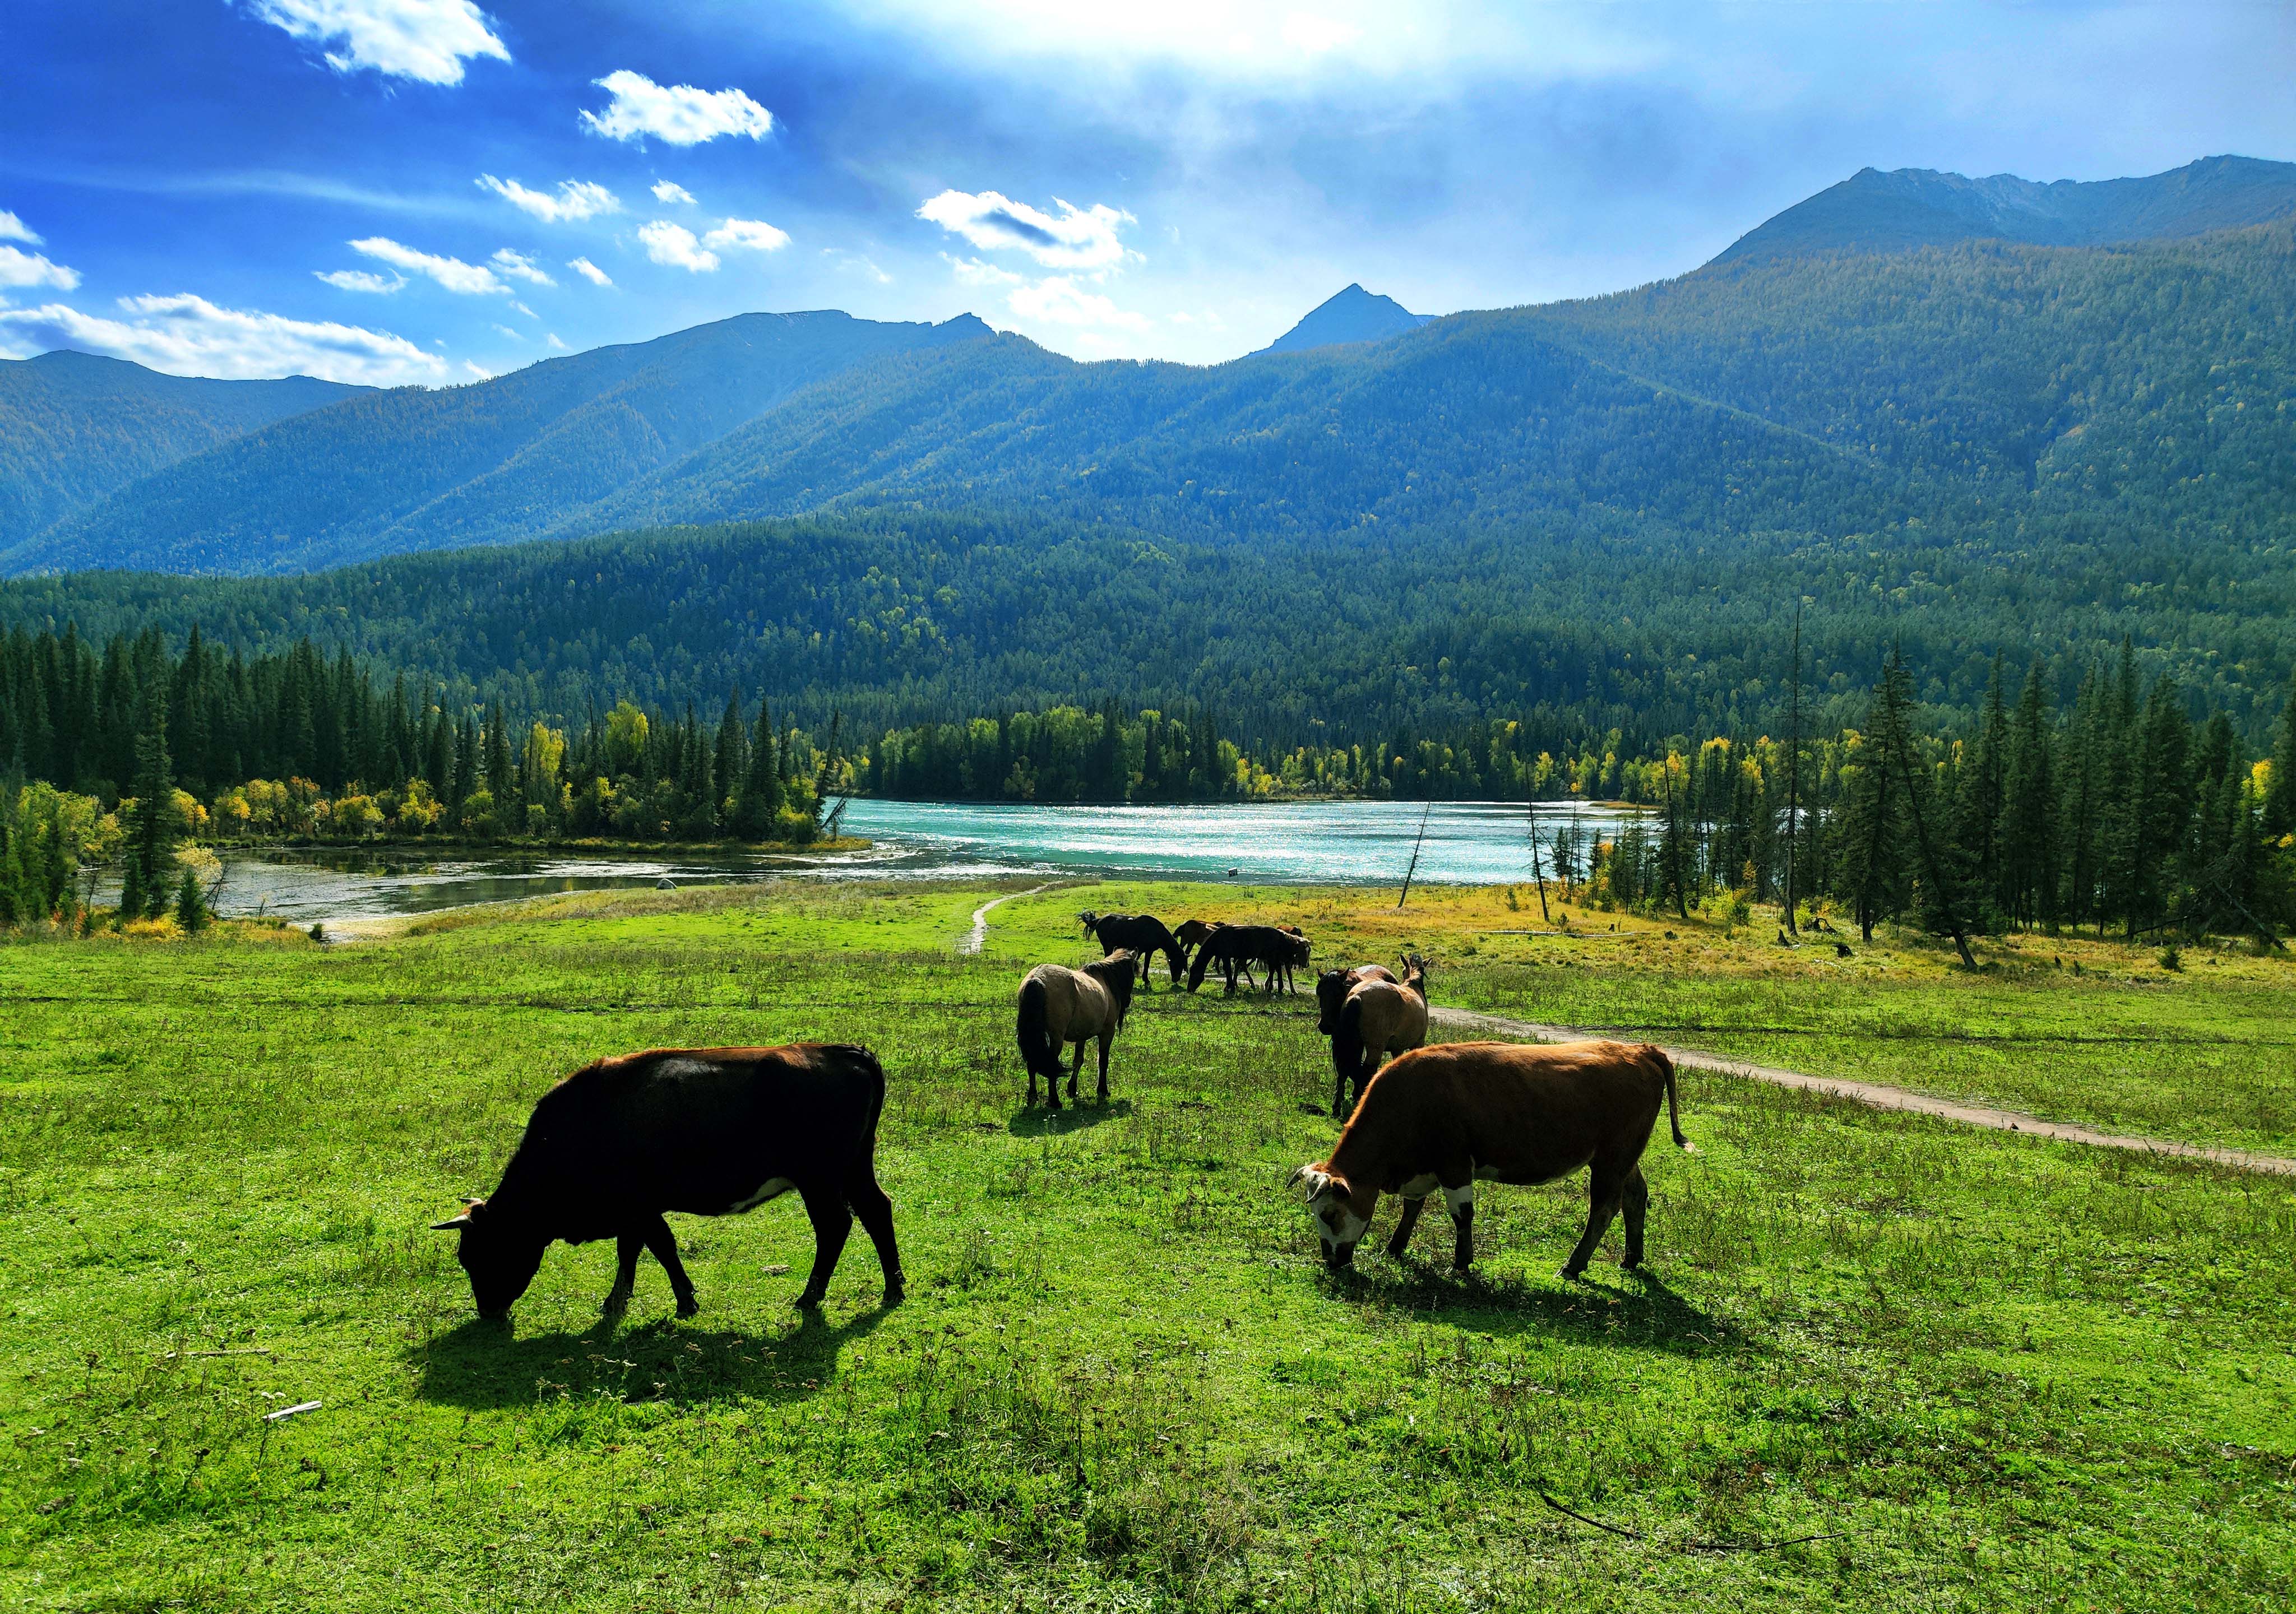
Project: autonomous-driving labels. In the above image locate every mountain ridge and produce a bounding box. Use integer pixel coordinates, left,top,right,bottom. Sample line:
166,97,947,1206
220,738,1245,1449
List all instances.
1257,284,1432,354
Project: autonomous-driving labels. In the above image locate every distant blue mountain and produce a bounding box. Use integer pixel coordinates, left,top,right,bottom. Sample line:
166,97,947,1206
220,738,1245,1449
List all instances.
1712,154,2296,266
1259,284,1433,354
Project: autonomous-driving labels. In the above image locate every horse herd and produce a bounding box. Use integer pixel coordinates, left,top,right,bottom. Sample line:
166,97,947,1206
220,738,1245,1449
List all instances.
431,906,1691,1324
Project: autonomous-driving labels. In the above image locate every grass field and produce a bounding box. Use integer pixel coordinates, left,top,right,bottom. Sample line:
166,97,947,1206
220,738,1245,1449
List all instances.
3,879,2294,1611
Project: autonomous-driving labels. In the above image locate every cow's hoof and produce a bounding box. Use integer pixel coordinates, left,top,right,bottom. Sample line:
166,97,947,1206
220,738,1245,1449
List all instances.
674,1296,700,1319
883,1282,906,1306
1559,1264,1586,1281
794,1291,826,1311
601,1295,630,1319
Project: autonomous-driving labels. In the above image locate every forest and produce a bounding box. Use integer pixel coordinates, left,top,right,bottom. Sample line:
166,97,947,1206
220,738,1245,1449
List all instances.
0,624,839,929
6,620,2292,945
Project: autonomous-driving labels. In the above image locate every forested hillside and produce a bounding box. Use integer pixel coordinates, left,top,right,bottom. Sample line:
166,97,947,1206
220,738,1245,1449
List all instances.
4,509,2290,749
0,351,362,550
10,312,990,576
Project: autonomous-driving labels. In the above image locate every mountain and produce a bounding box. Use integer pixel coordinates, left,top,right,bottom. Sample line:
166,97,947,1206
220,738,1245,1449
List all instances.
8,310,991,576
0,350,362,550
1258,284,1432,354
1712,154,2296,265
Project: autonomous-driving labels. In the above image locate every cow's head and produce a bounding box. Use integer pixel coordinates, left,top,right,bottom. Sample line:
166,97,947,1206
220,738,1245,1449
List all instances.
430,1197,548,1319
1077,911,1099,935
1314,969,1353,1036
1289,1165,1372,1269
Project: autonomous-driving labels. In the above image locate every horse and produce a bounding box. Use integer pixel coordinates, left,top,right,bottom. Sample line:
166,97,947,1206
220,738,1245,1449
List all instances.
1186,924,1312,996
1327,956,1430,1117
1016,951,1138,1109
1079,911,1185,987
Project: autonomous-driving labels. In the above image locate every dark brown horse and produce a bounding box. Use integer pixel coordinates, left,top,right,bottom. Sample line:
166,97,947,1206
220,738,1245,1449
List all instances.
1079,911,1184,987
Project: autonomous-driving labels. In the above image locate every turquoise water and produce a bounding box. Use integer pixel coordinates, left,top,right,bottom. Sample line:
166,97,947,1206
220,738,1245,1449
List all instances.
168,797,1633,924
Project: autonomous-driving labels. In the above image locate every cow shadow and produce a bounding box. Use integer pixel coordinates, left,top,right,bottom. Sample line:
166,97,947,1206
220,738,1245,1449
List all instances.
412,1300,893,1411
1327,1263,1742,1358
1006,1097,1133,1138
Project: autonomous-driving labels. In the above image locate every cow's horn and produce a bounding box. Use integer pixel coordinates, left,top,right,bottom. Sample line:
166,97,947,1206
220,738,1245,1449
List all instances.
430,1211,474,1231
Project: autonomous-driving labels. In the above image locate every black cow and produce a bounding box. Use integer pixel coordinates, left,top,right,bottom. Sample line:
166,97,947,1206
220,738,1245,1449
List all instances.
431,1043,904,1320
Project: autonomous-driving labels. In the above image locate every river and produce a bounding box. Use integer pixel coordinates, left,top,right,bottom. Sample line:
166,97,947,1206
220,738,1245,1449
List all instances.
137,797,1637,925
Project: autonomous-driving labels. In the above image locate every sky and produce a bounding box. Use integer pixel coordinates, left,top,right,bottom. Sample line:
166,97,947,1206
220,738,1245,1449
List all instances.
2,1,2291,383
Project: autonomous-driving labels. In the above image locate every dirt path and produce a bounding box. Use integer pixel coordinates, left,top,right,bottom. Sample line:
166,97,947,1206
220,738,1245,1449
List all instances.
960,883,1068,955
1429,1005,2296,1178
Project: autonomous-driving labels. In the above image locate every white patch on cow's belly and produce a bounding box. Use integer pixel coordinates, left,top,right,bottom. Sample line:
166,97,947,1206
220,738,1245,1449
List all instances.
728,1177,795,1213
1396,1174,1441,1200
1443,1181,1476,1212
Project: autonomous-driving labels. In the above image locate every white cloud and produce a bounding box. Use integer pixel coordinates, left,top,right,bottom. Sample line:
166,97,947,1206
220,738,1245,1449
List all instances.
476,175,620,223
463,360,494,379
581,71,774,146
508,299,535,318
489,248,555,286
916,189,1133,270
314,267,405,293
246,0,509,87
546,332,568,350
0,294,446,384
490,322,522,340
1008,275,1149,330
349,236,506,294
702,217,790,254
827,249,893,285
638,220,718,272
567,256,613,287
944,253,1022,287
0,245,82,293
651,180,696,205
1281,12,1362,54
0,210,41,244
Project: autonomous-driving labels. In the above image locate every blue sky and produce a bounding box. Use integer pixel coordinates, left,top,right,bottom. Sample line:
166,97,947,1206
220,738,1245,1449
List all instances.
2,1,2290,382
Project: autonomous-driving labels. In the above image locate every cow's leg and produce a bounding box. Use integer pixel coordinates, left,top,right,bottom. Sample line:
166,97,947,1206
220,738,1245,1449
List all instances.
1621,1167,1649,1269
1095,1029,1112,1103
1442,1177,1476,1272
1562,1166,1628,1279
796,1184,854,1310
642,1214,698,1317
1067,1038,1084,1102
603,1231,644,1316
1386,1197,1427,1258
845,1156,905,1305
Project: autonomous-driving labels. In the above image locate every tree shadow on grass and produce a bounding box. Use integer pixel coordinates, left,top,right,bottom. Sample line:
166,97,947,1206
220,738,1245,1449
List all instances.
1006,1097,1133,1138
1328,1261,1744,1358
413,1299,894,1411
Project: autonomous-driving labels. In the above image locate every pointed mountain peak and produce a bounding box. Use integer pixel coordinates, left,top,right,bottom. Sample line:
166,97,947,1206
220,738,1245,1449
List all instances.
1258,284,1433,355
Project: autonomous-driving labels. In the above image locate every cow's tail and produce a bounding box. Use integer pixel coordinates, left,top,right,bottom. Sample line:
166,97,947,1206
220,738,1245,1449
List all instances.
1016,977,1063,1081
1653,1046,1692,1152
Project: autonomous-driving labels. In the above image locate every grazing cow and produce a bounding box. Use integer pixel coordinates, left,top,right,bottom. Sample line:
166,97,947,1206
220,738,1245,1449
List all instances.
1186,924,1312,995
1290,1038,1689,1277
1016,952,1138,1108
1080,911,1186,987
430,1043,904,1320
1327,956,1430,1118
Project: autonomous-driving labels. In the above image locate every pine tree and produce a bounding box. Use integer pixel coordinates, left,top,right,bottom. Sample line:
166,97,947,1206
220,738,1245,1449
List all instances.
713,692,746,823
2267,668,2296,840
1952,656,2010,919
118,694,175,922
1999,661,2058,929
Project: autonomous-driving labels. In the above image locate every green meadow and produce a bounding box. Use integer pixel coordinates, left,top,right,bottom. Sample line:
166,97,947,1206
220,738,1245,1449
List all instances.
3,880,2293,1611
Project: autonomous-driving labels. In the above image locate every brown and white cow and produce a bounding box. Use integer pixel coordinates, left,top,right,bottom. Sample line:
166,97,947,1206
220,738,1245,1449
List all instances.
1291,1038,1689,1277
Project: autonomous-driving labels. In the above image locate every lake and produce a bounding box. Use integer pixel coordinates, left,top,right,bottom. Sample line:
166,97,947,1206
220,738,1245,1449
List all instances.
149,797,1638,925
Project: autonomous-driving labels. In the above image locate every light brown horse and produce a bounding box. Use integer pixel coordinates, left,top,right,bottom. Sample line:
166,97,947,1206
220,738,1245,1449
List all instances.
1016,951,1138,1109
1328,956,1430,1117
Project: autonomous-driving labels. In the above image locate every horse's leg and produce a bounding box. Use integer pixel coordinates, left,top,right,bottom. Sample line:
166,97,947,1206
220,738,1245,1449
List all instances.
1067,1037,1084,1102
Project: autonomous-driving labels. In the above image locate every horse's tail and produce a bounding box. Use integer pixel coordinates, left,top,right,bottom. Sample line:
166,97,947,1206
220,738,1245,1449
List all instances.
1333,990,1368,1089
1016,977,1063,1081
